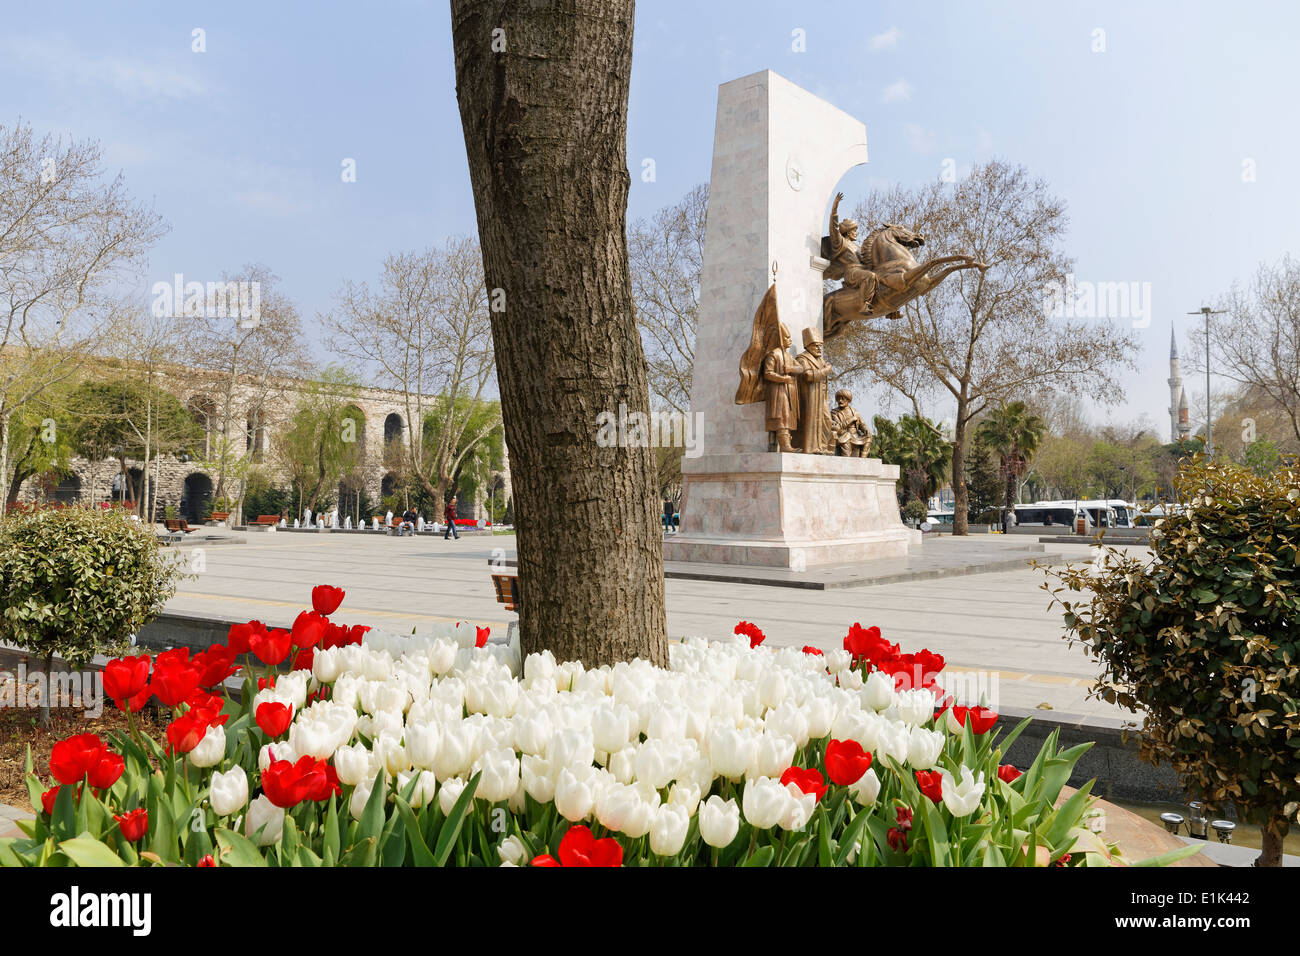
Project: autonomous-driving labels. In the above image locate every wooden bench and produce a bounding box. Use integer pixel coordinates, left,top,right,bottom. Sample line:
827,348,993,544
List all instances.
164,519,197,535
250,515,280,526
179,518,200,533
491,573,520,612
209,511,230,524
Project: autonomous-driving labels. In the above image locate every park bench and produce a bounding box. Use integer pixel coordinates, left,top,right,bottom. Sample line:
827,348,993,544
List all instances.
208,511,230,525
164,518,196,535
178,518,200,533
491,573,520,612
251,515,280,526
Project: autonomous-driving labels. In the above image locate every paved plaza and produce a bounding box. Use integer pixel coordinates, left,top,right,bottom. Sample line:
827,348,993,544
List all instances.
164,530,1144,720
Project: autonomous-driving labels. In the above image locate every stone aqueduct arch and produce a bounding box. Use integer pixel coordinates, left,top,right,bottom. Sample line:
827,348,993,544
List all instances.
18,366,511,520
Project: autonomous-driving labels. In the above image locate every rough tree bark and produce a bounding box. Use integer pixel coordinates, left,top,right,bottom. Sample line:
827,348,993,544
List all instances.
450,0,668,666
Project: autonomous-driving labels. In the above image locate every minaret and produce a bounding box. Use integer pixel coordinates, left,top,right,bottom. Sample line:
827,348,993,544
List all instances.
1177,388,1192,441
1168,323,1184,442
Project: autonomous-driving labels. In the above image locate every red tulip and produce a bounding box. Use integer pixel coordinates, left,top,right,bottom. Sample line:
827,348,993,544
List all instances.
321,622,348,650
102,655,150,705
261,756,336,808
151,654,203,708
291,611,329,649
842,623,898,668
311,585,345,616
166,712,210,755
887,826,909,851
556,825,623,867
226,621,264,656
41,784,75,815
193,645,237,688
780,766,827,802
114,808,149,842
292,646,315,672
250,627,292,666
915,770,943,804
530,854,560,867
801,645,824,656
49,733,107,785
88,753,125,790
895,806,913,829
475,626,490,648
997,764,1023,784
197,854,216,867
950,705,998,735
345,624,369,646
824,739,872,786
255,702,293,738
734,621,765,648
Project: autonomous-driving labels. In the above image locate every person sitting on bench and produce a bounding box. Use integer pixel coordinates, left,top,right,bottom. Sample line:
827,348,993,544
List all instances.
399,508,417,536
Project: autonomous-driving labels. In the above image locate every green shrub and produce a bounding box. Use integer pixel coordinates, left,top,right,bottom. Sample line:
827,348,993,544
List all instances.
902,499,928,525
1043,456,1300,865
0,507,181,672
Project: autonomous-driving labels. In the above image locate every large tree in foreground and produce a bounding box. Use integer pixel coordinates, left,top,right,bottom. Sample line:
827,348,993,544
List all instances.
450,0,668,666
831,161,1136,534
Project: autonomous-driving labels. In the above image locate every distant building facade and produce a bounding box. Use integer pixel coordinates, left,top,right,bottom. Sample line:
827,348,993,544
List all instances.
18,361,510,523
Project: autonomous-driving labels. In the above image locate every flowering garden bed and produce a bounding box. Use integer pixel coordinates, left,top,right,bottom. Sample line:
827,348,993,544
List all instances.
0,587,1196,867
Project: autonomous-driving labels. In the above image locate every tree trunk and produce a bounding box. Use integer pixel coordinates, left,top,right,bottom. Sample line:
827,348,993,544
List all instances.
1258,814,1288,867
951,414,970,535
451,0,668,667
39,652,53,728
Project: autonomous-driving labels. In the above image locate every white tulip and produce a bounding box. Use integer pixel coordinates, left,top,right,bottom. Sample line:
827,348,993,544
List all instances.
905,726,945,770
210,765,248,816
333,742,374,787
554,768,594,822
741,776,790,829
245,795,285,845
188,723,226,768
780,786,817,831
940,767,986,817
404,721,441,770
349,777,375,821
438,777,467,815
634,739,676,790
520,754,557,803
649,804,691,856
748,732,796,780
698,795,741,848
497,834,527,865
708,724,757,782
667,782,702,816
595,783,653,838
397,769,438,809
848,767,881,806
473,748,520,803
861,671,896,712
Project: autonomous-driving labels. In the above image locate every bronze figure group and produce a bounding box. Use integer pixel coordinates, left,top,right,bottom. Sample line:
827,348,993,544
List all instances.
736,284,871,455
736,192,984,454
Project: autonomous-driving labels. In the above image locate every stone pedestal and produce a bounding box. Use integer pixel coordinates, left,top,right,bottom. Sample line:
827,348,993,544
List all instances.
665,453,919,571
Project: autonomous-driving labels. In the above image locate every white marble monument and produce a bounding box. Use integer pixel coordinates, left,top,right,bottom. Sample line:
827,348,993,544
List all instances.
664,70,919,572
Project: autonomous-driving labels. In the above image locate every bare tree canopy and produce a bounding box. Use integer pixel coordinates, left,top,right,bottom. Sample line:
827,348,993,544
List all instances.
1195,255,1300,446
829,160,1137,533
324,237,499,506
0,120,167,511
629,183,706,415
185,264,310,507
451,0,668,666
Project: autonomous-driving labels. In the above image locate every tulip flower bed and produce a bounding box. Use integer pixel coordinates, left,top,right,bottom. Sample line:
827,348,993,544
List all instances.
0,588,1192,867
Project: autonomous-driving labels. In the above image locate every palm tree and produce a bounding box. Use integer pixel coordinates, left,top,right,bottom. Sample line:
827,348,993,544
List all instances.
874,414,950,505
975,401,1047,511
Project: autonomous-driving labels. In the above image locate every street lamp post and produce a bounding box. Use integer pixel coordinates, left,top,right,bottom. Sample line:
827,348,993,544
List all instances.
1187,306,1228,455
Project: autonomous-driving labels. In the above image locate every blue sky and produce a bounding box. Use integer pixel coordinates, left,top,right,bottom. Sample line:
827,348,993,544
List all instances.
3,0,1297,433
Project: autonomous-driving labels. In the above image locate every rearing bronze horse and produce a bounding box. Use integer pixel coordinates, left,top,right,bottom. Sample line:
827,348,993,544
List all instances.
822,215,987,340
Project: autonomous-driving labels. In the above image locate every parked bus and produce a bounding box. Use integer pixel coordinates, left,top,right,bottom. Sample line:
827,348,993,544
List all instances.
1013,502,1091,530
